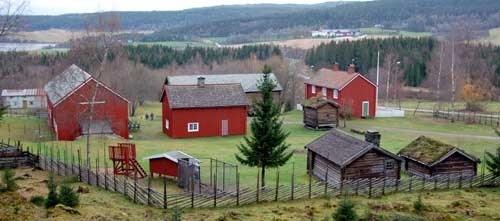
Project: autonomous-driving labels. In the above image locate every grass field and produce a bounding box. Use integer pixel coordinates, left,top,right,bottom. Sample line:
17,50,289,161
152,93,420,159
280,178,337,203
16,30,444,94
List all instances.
1,102,499,190
360,27,432,38
477,27,500,45
3,168,500,221
131,40,217,49
384,100,500,114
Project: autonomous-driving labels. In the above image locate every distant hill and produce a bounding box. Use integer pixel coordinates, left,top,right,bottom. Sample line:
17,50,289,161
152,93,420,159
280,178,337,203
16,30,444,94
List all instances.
19,0,500,41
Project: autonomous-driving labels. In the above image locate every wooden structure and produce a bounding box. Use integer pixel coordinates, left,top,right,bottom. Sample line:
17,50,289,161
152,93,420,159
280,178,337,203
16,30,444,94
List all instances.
44,65,129,140
145,151,199,178
108,143,146,178
161,77,248,138
1,88,46,109
0,142,38,169
305,129,401,184
305,63,377,118
303,96,339,129
398,136,480,178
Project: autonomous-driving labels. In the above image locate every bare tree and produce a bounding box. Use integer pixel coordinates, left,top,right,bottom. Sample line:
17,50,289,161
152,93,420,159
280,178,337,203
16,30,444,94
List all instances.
0,0,28,37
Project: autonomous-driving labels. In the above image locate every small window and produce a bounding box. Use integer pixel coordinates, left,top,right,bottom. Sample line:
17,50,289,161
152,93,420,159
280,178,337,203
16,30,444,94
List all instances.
311,85,316,94
322,87,327,96
333,89,338,99
385,161,394,170
187,122,199,132
165,119,169,129
29,101,34,105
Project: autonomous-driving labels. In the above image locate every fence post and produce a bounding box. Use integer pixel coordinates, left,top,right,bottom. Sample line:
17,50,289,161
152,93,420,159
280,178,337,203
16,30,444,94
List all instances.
433,177,437,190
236,172,240,206
124,174,128,198
256,168,260,203
77,150,82,182
191,173,195,208
355,179,359,196
210,158,213,187
133,171,137,203
382,177,386,195
96,158,99,187
409,176,413,191
421,177,426,191
458,174,463,189
447,175,451,189
163,176,167,209
147,177,151,206
308,170,312,199
63,148,67,176
275,169,279,201
291,162,295,200
222,162,226,192
104,159,108,191
213,173,217,208
368,178,372,198
324,167,329,196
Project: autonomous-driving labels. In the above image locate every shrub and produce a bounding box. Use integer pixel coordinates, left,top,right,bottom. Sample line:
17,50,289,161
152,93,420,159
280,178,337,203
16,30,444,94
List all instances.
1,169,17,191
59,184,79,207
45,173,59,208
332,199,358,221
413,195,425,214
30,195,45,207
170,207,183,221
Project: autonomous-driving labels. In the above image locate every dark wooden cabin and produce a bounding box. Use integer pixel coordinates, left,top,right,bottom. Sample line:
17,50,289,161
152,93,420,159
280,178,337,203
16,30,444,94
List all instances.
398,136,480,178
305,129,401,184
303,96,340,129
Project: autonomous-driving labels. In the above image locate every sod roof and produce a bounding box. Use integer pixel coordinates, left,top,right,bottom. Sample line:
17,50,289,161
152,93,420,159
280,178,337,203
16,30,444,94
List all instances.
303,96,339,109
398,136,478,165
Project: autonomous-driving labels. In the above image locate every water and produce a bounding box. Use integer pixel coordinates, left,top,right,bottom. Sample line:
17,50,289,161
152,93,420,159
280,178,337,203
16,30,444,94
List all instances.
0,42,57,52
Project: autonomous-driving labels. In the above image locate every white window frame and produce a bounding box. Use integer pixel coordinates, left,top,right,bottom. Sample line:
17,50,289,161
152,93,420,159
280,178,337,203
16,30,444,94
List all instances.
321,87,327,96
311,85,316,94
333,89,339,99
165,119,169,129
187,122,199,132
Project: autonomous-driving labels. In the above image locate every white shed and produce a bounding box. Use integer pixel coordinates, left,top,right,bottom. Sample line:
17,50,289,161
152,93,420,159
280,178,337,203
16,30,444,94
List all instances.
1,89,46,109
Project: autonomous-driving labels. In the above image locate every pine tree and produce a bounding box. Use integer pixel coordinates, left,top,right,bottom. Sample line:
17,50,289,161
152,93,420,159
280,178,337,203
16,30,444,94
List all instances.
485,129,500,177
235,64,293,187
332,199,358,221
59,185,79,207
45,173,59,208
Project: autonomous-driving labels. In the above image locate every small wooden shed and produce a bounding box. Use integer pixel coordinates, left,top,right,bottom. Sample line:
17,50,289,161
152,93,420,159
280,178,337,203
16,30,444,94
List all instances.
145,151,199,178
305,129,401,184
398,136,480,178
303,96,339,129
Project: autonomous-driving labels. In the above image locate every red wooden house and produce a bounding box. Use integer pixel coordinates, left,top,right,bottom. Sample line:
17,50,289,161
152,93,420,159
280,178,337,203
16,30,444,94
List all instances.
161,77,248,138
305,64,377,118
44,65,129,141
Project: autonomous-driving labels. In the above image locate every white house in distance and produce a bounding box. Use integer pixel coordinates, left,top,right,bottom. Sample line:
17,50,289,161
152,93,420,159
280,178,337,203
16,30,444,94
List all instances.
1,88,47,109
311,29,362,38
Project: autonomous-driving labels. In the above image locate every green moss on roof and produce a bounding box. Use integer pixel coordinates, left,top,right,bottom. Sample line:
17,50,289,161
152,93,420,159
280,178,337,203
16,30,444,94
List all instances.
398,136,456,165
303,96,338,109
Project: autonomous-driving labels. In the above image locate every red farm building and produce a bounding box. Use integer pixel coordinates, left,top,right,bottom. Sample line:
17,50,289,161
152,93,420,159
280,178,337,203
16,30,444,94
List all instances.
161,77,248,138
44,65,129,141
145,151,200,178
305,64,377,118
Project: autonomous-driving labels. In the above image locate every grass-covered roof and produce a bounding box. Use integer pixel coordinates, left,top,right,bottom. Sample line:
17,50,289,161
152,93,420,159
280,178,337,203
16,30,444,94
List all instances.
398,136,456,165
303,96,339,109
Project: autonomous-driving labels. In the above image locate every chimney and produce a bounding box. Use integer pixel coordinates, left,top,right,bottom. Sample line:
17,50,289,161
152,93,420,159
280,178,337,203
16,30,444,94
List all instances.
347,64,356,74
197,76,205,87
332,62,340,71
365,130,381,147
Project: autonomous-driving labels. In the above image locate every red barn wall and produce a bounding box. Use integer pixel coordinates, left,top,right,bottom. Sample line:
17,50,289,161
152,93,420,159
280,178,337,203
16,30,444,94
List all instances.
50,79,129,140
150,158,178,177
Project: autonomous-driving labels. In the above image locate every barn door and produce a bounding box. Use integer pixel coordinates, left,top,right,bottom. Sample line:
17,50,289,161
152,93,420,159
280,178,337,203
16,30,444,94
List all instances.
362,101,369,118
221,120,229,136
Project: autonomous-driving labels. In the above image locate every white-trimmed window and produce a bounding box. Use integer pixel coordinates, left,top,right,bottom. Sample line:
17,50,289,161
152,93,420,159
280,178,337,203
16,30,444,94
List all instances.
187,122,199,132
333,89,339,99
165,119,169,129
311,85,316,94
322,87,327,96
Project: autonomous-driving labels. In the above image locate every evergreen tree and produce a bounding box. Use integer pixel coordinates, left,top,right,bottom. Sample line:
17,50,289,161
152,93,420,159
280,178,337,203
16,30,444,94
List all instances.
332,199,358,221
1,169,17,192
235,64,293,187
485,129,500,177
59,185,79,207
0,105,6,122
45,173,59,208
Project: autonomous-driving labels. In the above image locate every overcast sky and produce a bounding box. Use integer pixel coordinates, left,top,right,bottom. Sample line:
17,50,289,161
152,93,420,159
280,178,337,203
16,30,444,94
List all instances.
24,0,361,15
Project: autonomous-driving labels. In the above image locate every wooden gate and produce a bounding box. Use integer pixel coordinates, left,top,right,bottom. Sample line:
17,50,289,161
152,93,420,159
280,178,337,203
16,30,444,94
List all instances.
221,120,229,136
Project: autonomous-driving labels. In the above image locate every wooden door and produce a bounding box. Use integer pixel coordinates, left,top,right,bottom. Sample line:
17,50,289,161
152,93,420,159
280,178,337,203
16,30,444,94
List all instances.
221,120,229,136
22,100,28,108
362,101,369,117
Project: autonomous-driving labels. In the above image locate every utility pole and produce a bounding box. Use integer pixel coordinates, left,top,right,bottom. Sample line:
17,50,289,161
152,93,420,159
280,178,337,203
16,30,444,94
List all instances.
376,50,380,110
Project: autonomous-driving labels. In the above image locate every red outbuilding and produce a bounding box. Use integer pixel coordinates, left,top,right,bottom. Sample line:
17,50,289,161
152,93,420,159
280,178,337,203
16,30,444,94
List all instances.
160,77,248,138
44,65,129,141
145,151,199,178
305,64,377,118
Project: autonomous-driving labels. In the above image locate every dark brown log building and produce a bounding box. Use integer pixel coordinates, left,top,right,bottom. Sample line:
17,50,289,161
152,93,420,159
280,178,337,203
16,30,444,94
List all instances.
305,129,401,184
398,136,480,178
303,96,339,129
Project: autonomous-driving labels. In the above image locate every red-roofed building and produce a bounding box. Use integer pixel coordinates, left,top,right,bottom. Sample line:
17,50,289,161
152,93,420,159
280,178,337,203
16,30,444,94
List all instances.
305,64,377,118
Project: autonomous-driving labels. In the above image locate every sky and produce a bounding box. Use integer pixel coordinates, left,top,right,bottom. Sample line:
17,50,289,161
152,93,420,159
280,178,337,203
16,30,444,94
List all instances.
25,0,359,15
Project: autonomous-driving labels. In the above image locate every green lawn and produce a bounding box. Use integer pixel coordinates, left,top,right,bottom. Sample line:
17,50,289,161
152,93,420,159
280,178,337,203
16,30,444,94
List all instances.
360,27,432,38
384,100,500,114
1,102,498,190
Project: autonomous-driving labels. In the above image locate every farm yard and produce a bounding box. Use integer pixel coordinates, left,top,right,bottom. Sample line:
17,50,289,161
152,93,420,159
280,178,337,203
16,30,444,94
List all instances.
1,102,499,189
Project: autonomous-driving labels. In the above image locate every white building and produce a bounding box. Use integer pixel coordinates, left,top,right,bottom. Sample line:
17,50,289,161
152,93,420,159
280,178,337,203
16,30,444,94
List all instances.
311,29,362,38
1,88,46,109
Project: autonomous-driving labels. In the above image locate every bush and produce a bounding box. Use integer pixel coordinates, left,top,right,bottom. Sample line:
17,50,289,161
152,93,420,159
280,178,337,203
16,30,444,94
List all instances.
30,195,45,207
413,195,425,214
1,169,17,192
45,173,59,208
332,199,358,221
59,184,79,207
170,207,183,221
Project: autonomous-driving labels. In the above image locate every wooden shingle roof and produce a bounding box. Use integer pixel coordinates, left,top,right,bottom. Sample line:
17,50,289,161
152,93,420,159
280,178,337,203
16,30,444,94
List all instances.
162,84,248,109
398,136,480,166
305,129,400,168
44,65,91,104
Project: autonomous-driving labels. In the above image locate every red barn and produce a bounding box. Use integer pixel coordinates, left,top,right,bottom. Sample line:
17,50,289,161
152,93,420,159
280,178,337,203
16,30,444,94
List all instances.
161,77,248,138
44,65,129,141
145,151,199,177
305,64,377,118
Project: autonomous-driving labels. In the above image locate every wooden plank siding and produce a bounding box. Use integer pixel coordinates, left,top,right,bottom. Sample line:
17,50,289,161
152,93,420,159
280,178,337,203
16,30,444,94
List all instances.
406,159,432,177
303,104,338,128
432,152,477,177
308,151,342,184
343,149,400,180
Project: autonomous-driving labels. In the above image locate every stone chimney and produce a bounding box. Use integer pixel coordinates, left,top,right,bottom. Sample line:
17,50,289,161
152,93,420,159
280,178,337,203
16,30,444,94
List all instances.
197,76,206,87
365,130,381,147
347,64,356,74
332,62,340,71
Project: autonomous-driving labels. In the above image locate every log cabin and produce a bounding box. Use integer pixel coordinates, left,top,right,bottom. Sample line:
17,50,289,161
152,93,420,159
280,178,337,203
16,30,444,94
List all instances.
303,96,339,129
305,129,401,185
398,136,480,178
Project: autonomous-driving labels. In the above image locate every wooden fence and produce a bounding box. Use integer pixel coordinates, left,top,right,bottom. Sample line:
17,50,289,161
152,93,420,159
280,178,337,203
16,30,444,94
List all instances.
433,109,500,127
3,141,500,209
